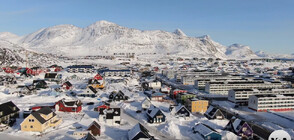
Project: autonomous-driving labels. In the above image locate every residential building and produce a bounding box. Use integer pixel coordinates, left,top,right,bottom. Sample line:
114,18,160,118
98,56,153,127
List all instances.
205,81,284,95
0,101,19,125
204,106,225,120
128,123,152,140
146,107,166,124
185,98,209,114
176,93,196,104
192,123,222,140
55,99,82,113
20,107,62,132
228,88,294,105
248,94,294,112
67,65,95,73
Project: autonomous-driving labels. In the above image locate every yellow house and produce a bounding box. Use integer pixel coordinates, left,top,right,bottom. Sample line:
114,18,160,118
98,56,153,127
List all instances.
186,98,209,114
88,79,105,89
20,107,62,132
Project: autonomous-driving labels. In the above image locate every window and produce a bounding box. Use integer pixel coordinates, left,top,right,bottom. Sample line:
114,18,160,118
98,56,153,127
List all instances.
29,119,34,122
30,125,33,128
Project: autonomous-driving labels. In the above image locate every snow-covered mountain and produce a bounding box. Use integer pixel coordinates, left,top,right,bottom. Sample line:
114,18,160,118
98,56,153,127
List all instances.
0,39,60,66
0,21,230,58
226,44,258,59
255,50,294,59
1,20,288,60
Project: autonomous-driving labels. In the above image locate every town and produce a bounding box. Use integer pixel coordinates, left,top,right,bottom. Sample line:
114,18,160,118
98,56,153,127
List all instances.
0,55,293,140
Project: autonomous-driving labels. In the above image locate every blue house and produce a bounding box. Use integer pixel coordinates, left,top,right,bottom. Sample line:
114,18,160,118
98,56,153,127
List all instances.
192,123,222,140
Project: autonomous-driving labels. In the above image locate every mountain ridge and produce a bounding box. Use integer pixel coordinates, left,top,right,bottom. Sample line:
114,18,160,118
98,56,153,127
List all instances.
0,20,291,59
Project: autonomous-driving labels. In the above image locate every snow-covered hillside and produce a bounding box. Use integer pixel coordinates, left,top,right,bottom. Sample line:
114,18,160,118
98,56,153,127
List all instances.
0,21,241,59
0,39,60,66
226,44,258,59
0,20,292,59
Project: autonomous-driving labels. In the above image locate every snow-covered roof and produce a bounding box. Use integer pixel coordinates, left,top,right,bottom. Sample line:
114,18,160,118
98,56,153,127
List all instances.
232,119,242,132
193,123,218,137
147,107,162,118
128,123,150,140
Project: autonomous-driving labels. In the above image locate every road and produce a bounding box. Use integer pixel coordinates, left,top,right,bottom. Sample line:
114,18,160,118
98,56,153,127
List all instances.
121,110,175,140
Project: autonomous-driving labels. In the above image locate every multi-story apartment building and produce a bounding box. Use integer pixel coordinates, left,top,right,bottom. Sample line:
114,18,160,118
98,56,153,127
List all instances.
194,76,246,90
185,98,209,114
67,65,95,73
205,81,284,95
228,88,294,105
248,94,294,112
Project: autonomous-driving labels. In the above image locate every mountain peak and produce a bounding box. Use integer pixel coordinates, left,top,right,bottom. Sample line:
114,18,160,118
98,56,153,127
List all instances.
173,29,187,37
199,35,211,40
89,20,117,28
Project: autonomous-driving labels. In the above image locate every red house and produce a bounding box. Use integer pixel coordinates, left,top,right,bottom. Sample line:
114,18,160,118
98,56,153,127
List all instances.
62,81,73,90
94,74,103,80
94,103,110,113
171,89,187,99
55,99,82,113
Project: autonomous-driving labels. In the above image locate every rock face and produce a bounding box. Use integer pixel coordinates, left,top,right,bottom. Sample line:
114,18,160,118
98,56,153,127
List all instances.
0,20,262,59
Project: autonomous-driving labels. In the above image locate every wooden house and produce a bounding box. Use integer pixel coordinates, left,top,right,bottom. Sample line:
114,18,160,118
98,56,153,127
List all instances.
170,89,187,99
20,107,62,132
87,121,101,136
21,85,37,95
81,133,96,140
176,93,196,104
141,98,151,110
94,102,110,113
170,105,190,120
109,91,129,102
204,106,225,120
44,73,62,82
78,86,97,98
0,101,19,126
99,108,121,126
146,107,166,124
33,80,48,89
55,99,82,113
88,79,104,89
62,81,73,90
226,118,253,138
128,123,152,140
192,123,221,140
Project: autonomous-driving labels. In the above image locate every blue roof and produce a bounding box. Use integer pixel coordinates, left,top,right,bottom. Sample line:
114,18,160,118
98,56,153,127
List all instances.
98,69,130,74
67,65,94,69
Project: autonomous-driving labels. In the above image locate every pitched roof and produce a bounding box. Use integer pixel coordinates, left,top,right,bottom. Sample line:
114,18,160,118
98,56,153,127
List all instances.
64,81,72,87
88,86,97,94
31,106,56,124
45,73,58,78
147,107,163,118
87,121,101,130
67,65,94,69
81,133,96,140
128,123,151,140
0,101,19,118
193,123,219,137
